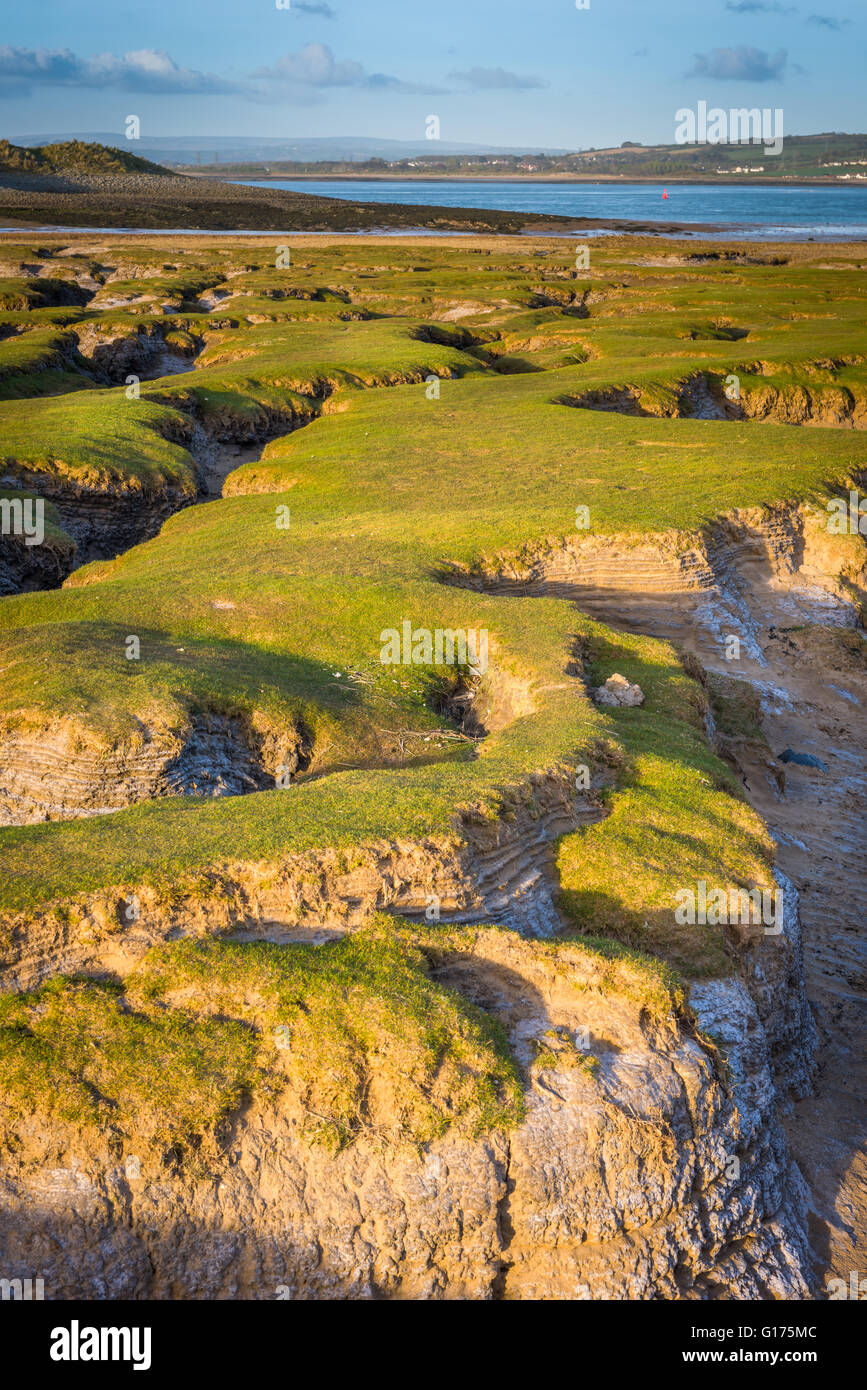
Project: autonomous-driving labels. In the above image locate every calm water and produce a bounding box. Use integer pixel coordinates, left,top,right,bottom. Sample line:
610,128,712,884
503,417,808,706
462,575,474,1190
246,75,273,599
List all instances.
235,178,867,240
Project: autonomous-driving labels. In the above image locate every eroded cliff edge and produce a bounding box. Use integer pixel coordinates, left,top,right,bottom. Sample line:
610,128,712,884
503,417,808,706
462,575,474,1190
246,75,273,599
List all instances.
3,234,862,1300
0,893,816,1299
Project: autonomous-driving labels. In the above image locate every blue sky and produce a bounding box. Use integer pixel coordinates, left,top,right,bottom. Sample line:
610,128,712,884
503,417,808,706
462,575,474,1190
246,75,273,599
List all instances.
2,0,864,147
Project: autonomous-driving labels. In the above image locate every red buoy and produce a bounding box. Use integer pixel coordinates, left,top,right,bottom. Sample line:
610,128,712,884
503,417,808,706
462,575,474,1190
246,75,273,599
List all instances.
662,188,668,200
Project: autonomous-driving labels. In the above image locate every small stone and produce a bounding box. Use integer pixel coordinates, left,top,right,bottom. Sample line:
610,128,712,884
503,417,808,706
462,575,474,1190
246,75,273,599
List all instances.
593,673,645,708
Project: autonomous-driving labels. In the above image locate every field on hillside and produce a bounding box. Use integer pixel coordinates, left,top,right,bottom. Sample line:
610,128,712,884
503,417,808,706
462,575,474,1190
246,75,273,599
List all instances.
0,230,864,1202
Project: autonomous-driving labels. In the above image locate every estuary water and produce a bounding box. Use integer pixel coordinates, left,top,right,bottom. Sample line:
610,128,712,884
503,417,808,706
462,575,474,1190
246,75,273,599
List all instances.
234,178,867,240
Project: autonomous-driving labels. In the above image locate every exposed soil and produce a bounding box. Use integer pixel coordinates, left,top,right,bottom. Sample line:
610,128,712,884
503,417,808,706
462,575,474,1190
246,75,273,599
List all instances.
0,754,608,992
444,503,867,1292
73,323,204,385
0,925,813,1301
0,525,75,595
561,372,867,429
0,710,312,828
3,465,196,569
1,228,862,1300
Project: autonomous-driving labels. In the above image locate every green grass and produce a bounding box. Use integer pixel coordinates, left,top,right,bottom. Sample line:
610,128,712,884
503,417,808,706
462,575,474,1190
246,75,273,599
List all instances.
0,327,88,400
556,624,776,977
0,138,171,176
0,278,85,312
706,672,768,744
0,973,257,1155
0,233,863,987
423,921,686,1021
0,922,524,1158
0,487,74,554
0,593,598,911
0,389,196,493
0,602,780,981
0,318,488,493
227,372,865,544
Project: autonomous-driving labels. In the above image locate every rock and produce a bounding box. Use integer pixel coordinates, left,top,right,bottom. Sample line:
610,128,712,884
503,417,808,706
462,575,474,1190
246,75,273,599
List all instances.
0,711,312,826
0,928,815,1300
0,526,76,596
593,673,645,708
779,748,828,773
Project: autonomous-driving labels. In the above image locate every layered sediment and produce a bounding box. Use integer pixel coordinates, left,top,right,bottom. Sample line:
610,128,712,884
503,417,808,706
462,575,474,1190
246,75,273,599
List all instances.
0,928,815,1300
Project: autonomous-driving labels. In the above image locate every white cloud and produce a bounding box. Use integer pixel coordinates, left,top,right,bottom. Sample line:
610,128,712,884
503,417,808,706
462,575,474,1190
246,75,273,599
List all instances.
686,46,788,80
253,43,364,86
0,41,441,103
0,45,239,95
449,66,546,91
253,44,443,94
294,2,338,15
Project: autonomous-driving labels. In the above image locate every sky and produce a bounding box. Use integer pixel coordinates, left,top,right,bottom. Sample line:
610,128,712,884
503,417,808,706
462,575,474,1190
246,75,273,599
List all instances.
1,0,865,149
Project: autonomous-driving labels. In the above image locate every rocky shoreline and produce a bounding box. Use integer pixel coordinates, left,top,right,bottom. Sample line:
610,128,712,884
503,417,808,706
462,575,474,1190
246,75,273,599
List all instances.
0,169,706,237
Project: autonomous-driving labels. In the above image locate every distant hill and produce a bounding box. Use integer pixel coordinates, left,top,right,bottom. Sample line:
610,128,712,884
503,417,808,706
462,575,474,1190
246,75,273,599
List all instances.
10,131,866,180
7,133,571,166
177,132,867,183
0,139,172,177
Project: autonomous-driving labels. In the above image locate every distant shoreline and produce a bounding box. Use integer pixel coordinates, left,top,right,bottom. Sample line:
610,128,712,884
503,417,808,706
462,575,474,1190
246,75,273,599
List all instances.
1,167,864,241
187,171,867,189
